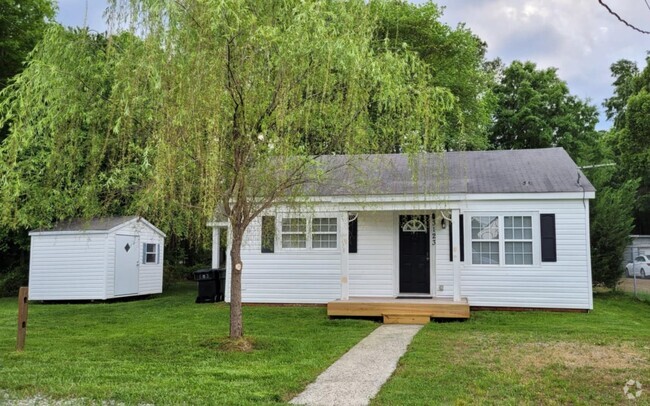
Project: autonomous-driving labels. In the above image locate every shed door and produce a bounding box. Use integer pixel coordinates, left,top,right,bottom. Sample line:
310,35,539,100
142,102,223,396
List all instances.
115,235,139,296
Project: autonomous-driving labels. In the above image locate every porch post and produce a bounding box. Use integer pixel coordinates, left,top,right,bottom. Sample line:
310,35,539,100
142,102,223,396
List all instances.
451,209,461,302
212,227,221,269
340,213,350,300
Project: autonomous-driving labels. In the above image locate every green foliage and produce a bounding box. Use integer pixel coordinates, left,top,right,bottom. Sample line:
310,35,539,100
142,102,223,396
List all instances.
0,0,55,89
604,56,650,234
101,0,457,242
0,283,376,404
370,0,494,151
162,263,208,291
0,266,27,297
0,27,156,231
589,168,638,288
489,60,599,160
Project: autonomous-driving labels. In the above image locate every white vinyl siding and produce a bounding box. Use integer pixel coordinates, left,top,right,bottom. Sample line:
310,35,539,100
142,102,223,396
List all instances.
437,200,591,309
226,213,343,303
29,218,164,300
28,234,108,300
222,197,592,310
348,212,394,297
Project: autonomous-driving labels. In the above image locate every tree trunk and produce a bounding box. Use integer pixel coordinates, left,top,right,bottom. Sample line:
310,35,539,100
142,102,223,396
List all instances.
229,231,244,338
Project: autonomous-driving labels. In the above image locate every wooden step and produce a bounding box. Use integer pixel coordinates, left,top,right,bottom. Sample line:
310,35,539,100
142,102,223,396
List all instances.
383,313,430,324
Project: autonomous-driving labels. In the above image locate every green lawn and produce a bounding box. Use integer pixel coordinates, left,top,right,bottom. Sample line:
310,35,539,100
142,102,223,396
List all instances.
373,293,650,405
2,287,650,405
0,283,377,405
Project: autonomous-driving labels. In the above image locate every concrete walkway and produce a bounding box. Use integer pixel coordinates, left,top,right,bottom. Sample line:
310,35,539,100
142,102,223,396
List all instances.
290,324,423,406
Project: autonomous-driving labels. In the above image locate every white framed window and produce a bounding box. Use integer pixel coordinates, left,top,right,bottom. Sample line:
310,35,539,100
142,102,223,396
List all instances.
471,216,500,265
504,216,533,265
467,212,538,267
281,218,307,248
277,215,339,250
143,243,159,264
312,217,338,248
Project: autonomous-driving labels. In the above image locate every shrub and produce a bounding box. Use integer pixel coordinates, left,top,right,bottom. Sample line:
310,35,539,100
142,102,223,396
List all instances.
591,179,639,288
163,263,210,290
0,266,28,297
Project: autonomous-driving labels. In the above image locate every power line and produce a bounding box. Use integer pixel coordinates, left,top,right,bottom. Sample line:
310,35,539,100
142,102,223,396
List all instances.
644,0,650,13
598,0,650,35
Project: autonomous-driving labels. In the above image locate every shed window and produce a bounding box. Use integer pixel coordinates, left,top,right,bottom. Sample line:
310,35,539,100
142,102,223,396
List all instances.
281,218,307,248
143,243,159,264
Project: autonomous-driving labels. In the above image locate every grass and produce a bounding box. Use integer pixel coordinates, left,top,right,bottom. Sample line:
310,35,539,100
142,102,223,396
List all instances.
2,286,650,405
0,283,377,405
373,292,650,405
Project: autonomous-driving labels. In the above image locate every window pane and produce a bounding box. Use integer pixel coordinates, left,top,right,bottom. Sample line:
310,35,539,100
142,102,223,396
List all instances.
282,218,306,233
146,253,156,263
281,233,306,248
313,233,337,249
471,216,498,240
505,242,533,264
504,216,532,243
146,243,156,254
313,218,337,233
472,242,499,264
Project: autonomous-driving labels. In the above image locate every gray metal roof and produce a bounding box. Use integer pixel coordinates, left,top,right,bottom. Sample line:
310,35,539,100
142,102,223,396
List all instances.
307,147,595,196
34,216,141,232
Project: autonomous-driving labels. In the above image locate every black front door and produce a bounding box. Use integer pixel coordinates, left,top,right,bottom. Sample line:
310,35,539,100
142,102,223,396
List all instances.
399,215,430,294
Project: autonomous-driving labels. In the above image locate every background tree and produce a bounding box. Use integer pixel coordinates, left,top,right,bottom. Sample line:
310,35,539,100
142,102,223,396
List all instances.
371,0,495,151
489,60,599,161
588,166,638,288
0,0,55,89
604,56,650,235
0,0,55,292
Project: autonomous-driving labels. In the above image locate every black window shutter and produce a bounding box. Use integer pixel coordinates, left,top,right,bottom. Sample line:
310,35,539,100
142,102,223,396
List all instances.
261,216,275,253
540,214,557,262
349,215,358,253
459,215,464,262
449,220,453,262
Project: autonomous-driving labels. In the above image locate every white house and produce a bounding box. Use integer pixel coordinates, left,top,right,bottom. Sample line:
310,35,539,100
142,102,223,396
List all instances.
29,216,166,301
210,148,595,314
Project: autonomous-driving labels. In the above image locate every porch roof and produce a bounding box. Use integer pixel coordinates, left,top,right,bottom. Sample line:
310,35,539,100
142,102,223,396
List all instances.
307,147,595,196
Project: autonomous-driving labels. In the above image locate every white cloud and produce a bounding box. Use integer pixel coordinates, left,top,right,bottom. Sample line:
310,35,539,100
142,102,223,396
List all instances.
434,0,650,129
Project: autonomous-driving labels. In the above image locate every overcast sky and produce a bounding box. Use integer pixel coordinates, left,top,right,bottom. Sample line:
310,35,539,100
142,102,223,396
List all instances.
56,0,650,130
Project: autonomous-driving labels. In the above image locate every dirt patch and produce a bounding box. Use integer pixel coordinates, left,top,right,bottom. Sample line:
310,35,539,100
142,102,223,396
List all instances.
619,278,650,294
515,341,647,370
202,336,256,352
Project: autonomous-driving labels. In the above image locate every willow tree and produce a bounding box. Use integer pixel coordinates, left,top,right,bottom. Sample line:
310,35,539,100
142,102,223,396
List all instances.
1,0,454,337
107,0,455,338
0,28,153,229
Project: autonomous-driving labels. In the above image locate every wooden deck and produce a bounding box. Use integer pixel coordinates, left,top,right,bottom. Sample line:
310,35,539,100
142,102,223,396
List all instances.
327,296,470,324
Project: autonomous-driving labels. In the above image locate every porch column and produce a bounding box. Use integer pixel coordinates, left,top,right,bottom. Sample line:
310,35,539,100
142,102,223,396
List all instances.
212,227,221,269
340,213,350,300
451,209,461,302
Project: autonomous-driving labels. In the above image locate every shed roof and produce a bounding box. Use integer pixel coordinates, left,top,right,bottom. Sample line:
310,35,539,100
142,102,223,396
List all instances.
31,216,166,237
307,147,595,196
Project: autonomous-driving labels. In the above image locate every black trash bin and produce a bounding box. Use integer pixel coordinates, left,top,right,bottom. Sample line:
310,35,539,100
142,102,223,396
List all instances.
194,268,225,303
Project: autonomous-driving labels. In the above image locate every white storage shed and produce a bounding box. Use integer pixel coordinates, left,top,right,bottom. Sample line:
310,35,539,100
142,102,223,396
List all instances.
29,216,166,301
